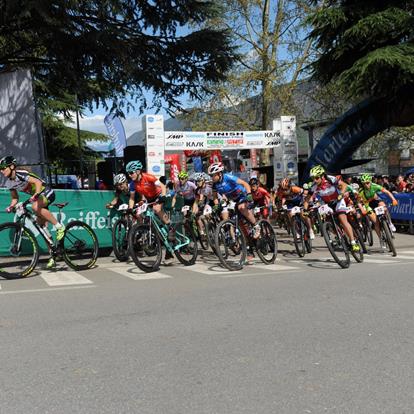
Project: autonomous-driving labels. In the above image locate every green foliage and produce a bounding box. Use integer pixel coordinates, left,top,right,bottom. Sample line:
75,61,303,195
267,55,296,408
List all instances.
0,0,236,115
308,1,414,99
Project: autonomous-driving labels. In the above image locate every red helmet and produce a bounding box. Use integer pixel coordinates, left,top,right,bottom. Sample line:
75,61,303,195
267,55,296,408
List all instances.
280,177,290,190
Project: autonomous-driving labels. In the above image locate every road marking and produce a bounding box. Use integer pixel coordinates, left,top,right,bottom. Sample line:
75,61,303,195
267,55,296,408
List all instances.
392,255,414,260
399,251,414,255
0,285,95,295
180,263,243,275
249,263,300,272
362,257,401,264
107,266,171,280
41,271,94,286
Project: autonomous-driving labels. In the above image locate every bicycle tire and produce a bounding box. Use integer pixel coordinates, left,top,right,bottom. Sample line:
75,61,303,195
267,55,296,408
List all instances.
128,223,163,272
321,221,350,269
354,226,367,255
381,219,397,257
174,222,198,266
206,219,218,254
292,216,305,257
0,222,39,279
112,218,129,262
62,221,99,270
255,220,277,264
349,236,364,263
214,220,247,271
363,216,374,246
302,218,312,254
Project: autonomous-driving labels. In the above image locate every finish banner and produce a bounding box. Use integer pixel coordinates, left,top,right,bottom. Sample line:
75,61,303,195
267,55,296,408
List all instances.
164,130,281,151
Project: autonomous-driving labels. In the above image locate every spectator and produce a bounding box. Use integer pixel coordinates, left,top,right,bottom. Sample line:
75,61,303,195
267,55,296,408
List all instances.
405,183,414,193
396,174,407,192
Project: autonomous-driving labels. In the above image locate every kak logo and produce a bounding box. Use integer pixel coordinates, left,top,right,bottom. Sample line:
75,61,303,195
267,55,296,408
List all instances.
264,132,280,138
186,141,204,148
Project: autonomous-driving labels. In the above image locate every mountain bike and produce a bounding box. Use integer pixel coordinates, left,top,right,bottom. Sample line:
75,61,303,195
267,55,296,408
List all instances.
110,204,136,262
214,201,277,271
374,205,397,257
289,205,312,257
319,204,363,268
128,201,198,273
0,199,99,279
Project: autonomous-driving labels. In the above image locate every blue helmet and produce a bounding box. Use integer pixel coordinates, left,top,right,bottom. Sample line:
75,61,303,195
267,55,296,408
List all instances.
126,160,143,173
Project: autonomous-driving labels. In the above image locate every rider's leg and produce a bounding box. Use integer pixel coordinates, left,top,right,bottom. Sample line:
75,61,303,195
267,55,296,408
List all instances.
301,213,315,239
153,203,170,225
32,198,58,226
337,213,356,242
368,211,381,239
238,203,260,238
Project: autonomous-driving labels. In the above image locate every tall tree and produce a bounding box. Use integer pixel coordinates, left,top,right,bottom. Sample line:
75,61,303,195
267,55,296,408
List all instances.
0,0,236,115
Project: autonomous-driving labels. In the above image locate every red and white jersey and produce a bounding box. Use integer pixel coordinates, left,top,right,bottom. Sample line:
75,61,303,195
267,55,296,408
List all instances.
310,175,340,203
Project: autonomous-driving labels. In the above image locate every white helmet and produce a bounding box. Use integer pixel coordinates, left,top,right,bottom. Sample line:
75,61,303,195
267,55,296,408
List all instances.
114,173,127,185
351,183,360,191
208,162,224,175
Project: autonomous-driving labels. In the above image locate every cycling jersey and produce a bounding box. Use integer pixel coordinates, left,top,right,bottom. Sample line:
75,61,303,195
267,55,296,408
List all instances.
277,185,303,204
359,183,385,203
213,173,247,201
4,170,55,205
196,184,213,202
129,172,161,201
310,175,347,213
175,180,197,201
252,187,270,206
115,188,140,205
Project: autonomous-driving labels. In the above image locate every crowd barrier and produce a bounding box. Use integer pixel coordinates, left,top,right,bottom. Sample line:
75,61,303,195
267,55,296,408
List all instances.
0,189,115,254
383,192,414,234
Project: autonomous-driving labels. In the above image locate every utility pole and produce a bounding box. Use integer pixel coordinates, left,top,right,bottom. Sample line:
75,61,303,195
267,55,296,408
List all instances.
75,94,84,189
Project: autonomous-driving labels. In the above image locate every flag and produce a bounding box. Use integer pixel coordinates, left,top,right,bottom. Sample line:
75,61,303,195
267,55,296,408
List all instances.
104,114,127,157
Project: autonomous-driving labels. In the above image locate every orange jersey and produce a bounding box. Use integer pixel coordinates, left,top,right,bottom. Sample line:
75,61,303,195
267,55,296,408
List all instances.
129,172,161,200
277,185,303,202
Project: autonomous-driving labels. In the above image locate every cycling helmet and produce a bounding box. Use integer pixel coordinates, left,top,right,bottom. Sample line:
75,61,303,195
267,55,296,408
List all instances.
0,155,16,169
208,162,224,175
125,160,143,173
280,177,290,190
249,177,259,186
114,173,127,185
309,164,325,178
194,172,205,182
178,170,189,180
360,173,372,183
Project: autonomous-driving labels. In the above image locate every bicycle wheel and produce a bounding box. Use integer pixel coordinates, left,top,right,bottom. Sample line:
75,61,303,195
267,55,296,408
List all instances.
381,219,397,257
349,236,364,263
61,221,99,271
363,216,374,246
255,220,277,264
0,222,39,279
354,225,367,254
321,221,350,269
198,220,210,251
214,220,247,271
292,216,305,257
174,222,198,265
112,218,129,262
128,223,162,272
206,219,218,254
302,218,313,254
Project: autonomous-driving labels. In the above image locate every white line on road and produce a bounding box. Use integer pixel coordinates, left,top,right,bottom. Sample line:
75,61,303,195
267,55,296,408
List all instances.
180,263,243,275
107,266,171,280
362,257,401,264
0,285,95,295
41,271,94,286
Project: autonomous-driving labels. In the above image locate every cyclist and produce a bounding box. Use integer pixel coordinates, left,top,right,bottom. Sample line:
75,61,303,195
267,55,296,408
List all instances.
249,177,271,219
126,160,174,242
174,171,197,207
0,155,65,268
106,173,140,209
305,165,360,252
359,173,398,237
277,177,314,239
208,162,260,239
192,172,214,235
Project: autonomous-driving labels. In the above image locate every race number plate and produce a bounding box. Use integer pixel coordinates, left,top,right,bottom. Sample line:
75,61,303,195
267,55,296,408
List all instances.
118,204,129,211
137,203,148,215
374,206,385,215
290,206,301,215
318,204,333,215
203,205,212,215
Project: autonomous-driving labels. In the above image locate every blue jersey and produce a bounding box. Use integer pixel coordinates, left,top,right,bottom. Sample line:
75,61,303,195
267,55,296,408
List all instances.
213,173,247,201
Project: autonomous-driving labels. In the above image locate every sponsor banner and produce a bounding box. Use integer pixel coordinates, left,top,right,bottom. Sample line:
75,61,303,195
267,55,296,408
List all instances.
380,193,414,221
104,114,127,157
165,130,281,150
0,189,115,254
144,115,164,177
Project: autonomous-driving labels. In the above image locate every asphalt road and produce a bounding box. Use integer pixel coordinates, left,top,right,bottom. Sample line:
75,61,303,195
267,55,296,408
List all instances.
1,231,414,414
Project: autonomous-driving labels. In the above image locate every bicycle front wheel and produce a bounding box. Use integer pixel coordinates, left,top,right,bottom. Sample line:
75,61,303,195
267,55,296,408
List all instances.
112,218,129,262
0,222,39,279
128,223,162,272
61,221,99,270
381,220,397,257
174,222,198,266
293,216,305,257
321,221,350,269
214,220,247,271
255,220,277,264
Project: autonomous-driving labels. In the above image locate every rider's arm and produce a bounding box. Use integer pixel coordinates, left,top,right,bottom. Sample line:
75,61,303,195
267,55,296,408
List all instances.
9,189,19,208
106,195,119,209
155,180,167,197
381,188,398,205
236,178,251,194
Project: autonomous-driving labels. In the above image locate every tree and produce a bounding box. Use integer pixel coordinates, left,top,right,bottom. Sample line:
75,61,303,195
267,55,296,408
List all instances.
0,0,236,115
185,0,316,131
308,0,414,123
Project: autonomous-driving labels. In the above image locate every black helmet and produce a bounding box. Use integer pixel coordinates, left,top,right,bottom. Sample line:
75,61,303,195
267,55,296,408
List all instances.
249,177,259,186
0,156,16,169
